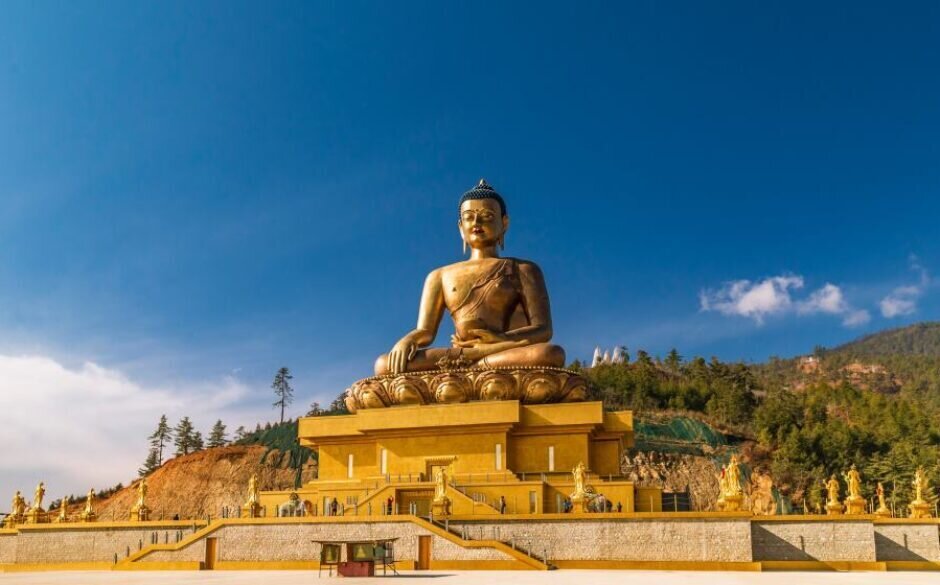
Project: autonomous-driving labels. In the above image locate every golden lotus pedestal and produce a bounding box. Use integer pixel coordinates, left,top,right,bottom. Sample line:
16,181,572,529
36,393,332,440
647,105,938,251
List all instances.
80,511,97,523
343,367,588,412
909,501,932,519
826,502,844,516
431,498,451,517
873,506,891,518
3,515,23,528
844,496,866,515
24,508,46,525
569,492,590,514
242,502,262,518
718,494,744,512
130,505,151,522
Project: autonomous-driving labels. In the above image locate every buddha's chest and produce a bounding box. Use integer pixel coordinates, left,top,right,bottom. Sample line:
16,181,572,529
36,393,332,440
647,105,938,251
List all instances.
441,262,521,314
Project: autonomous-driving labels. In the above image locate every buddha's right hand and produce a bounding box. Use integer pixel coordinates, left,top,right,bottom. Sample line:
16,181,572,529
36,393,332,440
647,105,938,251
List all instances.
388,336,418,374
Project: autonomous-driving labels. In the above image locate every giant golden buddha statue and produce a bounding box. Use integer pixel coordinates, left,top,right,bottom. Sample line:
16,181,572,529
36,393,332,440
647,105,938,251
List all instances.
344,180,586,411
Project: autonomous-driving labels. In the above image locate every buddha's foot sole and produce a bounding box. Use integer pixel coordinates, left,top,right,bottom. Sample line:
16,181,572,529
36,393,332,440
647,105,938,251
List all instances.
343,366,588,411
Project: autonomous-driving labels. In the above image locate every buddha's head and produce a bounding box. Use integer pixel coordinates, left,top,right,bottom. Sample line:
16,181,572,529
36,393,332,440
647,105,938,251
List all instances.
458,179,509,253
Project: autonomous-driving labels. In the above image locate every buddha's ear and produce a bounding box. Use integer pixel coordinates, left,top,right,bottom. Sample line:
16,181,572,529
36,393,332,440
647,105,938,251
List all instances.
457,220,468,255
502,214,510,234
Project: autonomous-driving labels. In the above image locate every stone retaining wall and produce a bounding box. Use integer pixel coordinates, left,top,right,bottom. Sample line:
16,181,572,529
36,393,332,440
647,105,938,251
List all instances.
874,523,940,561
0,524,202,565
449,518,753,562
10,525,201,564
2,517,937,568
149,521,511,563
0,533,16,564
750,520,876,562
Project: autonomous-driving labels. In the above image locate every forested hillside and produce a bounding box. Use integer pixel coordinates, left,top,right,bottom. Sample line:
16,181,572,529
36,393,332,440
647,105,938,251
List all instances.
582,323,940,511
830,322,940,356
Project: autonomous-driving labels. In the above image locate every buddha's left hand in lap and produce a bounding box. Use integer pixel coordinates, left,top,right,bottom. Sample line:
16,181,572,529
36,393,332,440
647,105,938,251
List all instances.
451,328,528,360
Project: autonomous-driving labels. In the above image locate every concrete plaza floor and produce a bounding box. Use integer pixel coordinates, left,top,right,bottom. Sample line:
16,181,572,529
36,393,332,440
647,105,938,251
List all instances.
1,571,938,584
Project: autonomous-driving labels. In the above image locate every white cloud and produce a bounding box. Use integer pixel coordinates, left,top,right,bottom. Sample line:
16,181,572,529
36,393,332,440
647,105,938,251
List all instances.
699,275,804,325
797,283,870,327
701,275,867,327
880,286,920,318
842,310,872,327
0,354,261,504
797,283,847,315
880,257,931,319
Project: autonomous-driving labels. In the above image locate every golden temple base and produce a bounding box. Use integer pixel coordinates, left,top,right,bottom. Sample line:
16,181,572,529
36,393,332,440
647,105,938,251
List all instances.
826,502,844,516
283,400,646,516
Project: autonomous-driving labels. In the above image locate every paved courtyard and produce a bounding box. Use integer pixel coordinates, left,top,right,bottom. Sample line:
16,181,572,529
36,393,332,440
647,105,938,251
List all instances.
0,571,938,584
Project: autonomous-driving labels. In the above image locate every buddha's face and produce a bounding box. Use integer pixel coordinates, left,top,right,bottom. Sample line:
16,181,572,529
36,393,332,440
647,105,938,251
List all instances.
458,198,508,250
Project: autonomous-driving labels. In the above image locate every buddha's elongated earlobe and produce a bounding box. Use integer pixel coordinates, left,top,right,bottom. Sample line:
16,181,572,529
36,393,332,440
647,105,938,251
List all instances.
463,239,467,255
499,235,505,251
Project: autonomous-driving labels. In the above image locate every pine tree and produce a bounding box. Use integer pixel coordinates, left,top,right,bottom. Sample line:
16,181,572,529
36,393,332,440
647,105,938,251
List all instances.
192,431,205,451
139,448,160,477
329,393,350,415
148,414,173,465
173,417,196,456
664,348,683,374
271,367,294,423
234,426,247,442
306,401,323,417
207,420,227,447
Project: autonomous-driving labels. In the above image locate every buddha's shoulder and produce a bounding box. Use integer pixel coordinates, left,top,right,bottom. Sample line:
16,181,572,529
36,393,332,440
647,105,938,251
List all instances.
435,257,542,275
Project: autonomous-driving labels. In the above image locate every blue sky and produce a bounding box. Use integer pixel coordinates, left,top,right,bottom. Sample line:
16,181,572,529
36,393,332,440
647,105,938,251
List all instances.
1,2,939,495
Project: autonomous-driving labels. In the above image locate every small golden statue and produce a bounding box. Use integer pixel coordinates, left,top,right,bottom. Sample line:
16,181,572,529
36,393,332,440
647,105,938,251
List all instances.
874,482,891,517
717,455,744,512
824,474,843,515
748,470,778,516
569,461,591,513
129,478,151,521
909,467,933,519
842,465,866,515
81,489,97,522
242,473,262,518
6,491,27,527
344,181,587,410
55,497,69,523
431,466,451,517
25,482,47,524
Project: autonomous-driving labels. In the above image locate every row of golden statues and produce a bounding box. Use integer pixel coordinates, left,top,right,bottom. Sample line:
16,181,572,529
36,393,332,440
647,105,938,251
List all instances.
717,457,935,518
5,482,98,526
4,480,150,527
4,475,264,527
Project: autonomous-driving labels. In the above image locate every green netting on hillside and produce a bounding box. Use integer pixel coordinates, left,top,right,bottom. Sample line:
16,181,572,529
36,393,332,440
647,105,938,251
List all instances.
633,416,728,455
236,420,314,488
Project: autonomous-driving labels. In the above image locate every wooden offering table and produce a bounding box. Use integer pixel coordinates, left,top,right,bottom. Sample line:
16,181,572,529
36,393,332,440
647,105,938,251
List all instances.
314,538,398,577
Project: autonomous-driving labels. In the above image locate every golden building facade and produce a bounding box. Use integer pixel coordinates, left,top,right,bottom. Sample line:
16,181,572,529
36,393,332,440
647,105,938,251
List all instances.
260,400,654,516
